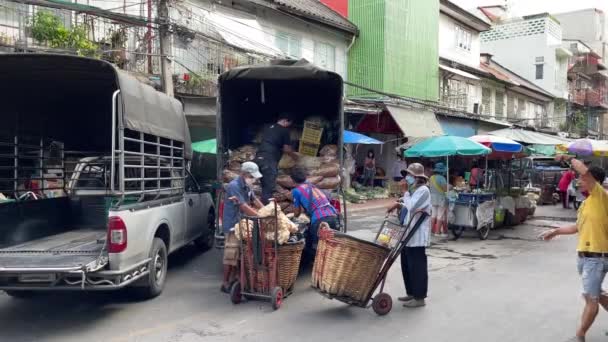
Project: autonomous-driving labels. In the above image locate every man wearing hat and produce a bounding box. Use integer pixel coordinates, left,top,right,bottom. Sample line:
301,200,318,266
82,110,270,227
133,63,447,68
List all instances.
221,162,264,293
429,162,448,237
387,163,432,308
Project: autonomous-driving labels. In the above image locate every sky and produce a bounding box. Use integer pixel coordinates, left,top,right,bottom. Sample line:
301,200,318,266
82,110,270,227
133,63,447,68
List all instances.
453,0,608,17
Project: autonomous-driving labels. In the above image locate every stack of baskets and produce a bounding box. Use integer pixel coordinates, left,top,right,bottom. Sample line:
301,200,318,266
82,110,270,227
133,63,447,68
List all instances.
312,229,389,304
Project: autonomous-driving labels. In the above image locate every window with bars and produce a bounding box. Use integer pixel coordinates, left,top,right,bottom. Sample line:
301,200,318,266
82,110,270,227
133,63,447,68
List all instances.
535,64,544,80
507,95,516,119
495,91,505,119
314,41,335,71
482,87,492,115
456,25,472,51
275,31,301,59
517,98,526,119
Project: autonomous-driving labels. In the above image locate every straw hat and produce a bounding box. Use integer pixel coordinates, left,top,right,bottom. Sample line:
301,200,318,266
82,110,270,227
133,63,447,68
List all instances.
406,163,428,179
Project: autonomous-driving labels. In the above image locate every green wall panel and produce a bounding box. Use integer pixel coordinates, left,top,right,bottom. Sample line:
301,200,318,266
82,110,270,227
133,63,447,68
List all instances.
348,0,439,101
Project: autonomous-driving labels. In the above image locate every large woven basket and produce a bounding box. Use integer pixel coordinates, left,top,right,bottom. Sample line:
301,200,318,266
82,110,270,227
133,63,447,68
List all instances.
312,230,390,304
243,239,305,293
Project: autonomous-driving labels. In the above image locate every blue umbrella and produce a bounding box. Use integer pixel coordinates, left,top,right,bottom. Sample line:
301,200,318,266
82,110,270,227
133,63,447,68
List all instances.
343,130,383,144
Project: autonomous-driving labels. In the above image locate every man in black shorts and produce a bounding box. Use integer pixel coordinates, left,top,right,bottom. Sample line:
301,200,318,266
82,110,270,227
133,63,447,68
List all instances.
254,113,299,204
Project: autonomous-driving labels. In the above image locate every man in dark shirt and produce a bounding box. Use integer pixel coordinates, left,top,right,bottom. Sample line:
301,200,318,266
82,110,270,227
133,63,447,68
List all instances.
254,113,299,204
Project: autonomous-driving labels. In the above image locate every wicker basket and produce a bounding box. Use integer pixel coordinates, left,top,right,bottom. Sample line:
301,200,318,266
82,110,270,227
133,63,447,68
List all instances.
312,230,390,304
243,239,305,293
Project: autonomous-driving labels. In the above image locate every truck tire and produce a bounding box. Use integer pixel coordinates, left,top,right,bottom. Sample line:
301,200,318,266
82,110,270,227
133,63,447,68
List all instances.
194,211,215,252
134,238,168,299
4,290,36,299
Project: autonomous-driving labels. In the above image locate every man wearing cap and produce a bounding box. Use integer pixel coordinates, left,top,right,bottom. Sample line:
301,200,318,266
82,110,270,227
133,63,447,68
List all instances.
221,162,264,293
429,162,448,237
387,163,432,308
254,113,299,204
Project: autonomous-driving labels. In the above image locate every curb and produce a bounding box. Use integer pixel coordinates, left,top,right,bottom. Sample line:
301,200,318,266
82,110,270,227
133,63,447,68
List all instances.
347,201,395,214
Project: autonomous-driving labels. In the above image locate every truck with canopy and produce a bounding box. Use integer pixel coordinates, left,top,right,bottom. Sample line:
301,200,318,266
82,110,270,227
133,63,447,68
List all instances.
0,54,215,298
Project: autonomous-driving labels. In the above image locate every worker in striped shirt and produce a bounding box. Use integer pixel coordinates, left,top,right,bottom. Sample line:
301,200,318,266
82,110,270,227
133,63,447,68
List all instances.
291,166,338,262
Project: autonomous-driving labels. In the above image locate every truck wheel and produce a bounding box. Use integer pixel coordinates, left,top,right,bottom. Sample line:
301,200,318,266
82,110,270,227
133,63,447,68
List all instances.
134,238,168,299
4,290,36,299
194,212,215,252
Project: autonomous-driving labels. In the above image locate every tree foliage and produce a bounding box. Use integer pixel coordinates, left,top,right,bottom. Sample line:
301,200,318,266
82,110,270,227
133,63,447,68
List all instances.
30,11,98,57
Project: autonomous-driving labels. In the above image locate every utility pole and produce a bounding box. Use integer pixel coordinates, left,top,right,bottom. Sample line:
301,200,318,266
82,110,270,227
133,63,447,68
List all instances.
158,0,174,97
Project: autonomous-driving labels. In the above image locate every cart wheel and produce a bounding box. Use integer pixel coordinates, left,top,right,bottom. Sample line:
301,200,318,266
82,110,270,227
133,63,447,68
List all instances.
271,287,283,310
372,292,392,316
451,226,464,240
478,225,490,240
230,281,242,304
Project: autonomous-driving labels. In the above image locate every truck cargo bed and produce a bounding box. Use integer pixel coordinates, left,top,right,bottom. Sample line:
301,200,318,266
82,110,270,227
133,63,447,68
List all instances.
0,229,107,270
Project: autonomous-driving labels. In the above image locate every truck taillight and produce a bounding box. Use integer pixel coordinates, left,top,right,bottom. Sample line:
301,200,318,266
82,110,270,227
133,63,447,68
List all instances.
108,216,127,253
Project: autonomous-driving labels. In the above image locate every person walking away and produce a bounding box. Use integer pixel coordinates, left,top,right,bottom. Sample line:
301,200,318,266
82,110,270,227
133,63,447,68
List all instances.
362,150,376,187
470,162,484,189
290,166,338,262
429,162,448,237
387,163,431,308
540,159,608,341
392,154,408,182
559,167,576,209
221,162,264,293
254,113,299,204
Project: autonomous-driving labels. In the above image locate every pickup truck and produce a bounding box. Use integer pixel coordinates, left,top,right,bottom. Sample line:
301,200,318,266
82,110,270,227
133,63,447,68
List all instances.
0,54,214,299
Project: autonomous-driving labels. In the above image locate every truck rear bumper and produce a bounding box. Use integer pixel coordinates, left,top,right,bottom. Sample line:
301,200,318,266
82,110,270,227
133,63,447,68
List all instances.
0,258,150,291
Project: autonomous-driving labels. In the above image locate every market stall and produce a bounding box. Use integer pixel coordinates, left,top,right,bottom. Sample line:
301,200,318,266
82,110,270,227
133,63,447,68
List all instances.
405,135,493,240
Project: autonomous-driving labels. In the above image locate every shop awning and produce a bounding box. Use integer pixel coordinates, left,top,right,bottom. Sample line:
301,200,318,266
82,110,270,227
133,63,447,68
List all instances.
488,128,570,145
439,64,480,80
386,105,444,138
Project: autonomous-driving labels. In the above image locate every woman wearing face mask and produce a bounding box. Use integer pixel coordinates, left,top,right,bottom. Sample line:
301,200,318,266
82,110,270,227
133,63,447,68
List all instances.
387,163,432,308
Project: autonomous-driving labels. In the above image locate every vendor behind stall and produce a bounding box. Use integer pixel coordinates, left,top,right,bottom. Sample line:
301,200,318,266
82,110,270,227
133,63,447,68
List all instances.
221,162,264,293
254,113,299,204
290,166,338,261
470,161,484,189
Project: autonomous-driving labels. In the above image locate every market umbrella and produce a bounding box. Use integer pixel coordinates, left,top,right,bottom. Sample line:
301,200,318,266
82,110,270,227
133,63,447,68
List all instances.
561,138,608,157
468,135,522,153
343,130,383,144
404,135,491,158
192,138,217,154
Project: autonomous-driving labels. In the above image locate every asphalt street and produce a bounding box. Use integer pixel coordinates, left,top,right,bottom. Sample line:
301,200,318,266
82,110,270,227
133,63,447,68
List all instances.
0,204,603,342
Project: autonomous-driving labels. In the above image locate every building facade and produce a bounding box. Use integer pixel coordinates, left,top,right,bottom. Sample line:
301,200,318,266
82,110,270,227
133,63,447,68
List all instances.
347,0,439,101
554,9,607,59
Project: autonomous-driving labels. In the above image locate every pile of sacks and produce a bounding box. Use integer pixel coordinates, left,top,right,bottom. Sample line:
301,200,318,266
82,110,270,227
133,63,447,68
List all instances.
234,203,299,245
222,144,341,214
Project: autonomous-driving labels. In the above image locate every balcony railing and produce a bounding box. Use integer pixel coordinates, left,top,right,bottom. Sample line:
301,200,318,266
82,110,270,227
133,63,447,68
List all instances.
570,88,608,108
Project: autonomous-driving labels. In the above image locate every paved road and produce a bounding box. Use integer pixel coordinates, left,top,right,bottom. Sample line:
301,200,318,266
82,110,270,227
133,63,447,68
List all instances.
0,205,604,342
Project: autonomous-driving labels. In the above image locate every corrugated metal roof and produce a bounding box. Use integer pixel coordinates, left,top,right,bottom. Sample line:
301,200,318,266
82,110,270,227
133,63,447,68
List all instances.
271,0,358,34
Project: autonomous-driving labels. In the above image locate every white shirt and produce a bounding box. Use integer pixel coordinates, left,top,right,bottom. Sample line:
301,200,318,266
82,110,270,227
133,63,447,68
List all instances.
402,185,432,247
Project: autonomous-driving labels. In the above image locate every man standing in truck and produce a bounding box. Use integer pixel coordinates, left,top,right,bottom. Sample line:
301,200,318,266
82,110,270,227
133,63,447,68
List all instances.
221,162,264,293
254,113,299,204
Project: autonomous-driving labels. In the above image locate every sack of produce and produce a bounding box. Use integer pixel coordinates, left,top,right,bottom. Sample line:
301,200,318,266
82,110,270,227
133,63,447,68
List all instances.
274,186,293,201
222,170,239,183
231,145,257,162
307,176,324,185
311,162,339,178
277,175,296,189
298,156,322,170
317,176,341,189
319,144,338,157
227,160,242,171
278,154,297,169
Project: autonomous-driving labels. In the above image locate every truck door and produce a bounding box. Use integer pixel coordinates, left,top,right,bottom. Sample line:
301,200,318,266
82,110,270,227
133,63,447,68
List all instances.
184,171,204,241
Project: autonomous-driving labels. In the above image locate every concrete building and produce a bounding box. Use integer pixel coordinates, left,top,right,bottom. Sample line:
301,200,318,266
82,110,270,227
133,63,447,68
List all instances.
554,9,607,59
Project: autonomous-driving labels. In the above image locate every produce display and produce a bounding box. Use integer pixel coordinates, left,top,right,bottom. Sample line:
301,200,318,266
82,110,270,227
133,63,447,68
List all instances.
344,185,390,204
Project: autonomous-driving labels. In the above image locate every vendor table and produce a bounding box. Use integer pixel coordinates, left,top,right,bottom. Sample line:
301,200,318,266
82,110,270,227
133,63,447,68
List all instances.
448,192,496,240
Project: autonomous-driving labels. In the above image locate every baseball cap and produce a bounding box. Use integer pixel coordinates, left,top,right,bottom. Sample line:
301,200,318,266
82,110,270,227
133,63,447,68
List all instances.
241,162,263,179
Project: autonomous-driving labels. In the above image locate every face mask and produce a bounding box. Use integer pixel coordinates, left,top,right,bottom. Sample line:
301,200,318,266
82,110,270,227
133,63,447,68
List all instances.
245,177,255,186
405,175,415,185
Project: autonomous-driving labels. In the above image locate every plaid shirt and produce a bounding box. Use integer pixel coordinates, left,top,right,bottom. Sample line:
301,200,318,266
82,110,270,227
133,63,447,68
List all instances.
292,183,337,224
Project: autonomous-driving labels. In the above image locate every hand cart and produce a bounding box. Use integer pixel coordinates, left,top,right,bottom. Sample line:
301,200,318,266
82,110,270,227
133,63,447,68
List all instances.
229,202,284,310
313,211,429,316
448,193,495,240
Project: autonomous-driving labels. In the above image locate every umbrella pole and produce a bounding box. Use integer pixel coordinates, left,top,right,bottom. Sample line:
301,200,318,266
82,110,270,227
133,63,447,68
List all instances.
446,156,449,191
485,156,488,190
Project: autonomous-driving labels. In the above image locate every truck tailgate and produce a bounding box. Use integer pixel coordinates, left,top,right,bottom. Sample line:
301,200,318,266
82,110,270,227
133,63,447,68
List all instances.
0,229,107,270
